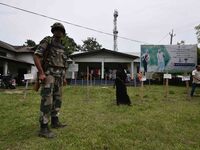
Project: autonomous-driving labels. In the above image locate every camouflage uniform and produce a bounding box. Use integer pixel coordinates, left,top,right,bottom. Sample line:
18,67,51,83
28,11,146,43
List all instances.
34,36,67,125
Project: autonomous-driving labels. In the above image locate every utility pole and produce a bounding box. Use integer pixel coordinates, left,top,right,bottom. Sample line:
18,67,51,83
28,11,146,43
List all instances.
169,29,176,45
113,10,118,51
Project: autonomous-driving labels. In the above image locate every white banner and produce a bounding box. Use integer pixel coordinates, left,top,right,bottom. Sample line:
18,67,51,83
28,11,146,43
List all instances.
68,64,79,72
182,76,190,81
164,74,172,79
141,76,147,81
24,74,34,80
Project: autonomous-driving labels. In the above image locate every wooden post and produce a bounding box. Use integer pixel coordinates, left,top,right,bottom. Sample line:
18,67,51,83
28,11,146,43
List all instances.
23,80,29,99
105,74,107,85
164,73,171,100
138,71,144,101
183,72,191,101
23,74,33,99
86,66,89,101
141,80,144,101
186,80,190,100
165,78,169,100
90,73,92,86
134,74,136,87
75,72,77,85
94,77,95,85
87,66,89,86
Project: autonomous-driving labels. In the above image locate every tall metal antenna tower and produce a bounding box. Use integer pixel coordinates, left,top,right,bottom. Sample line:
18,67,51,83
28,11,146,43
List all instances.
113,10,118,51
169,29,176,45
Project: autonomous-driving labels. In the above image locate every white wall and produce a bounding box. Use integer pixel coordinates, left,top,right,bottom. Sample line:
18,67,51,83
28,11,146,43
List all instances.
6,51,15,58
73,53,135,63
16,53,34,64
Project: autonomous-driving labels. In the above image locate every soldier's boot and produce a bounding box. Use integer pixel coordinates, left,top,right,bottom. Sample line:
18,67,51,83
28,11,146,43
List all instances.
51,117,67,129
38,123,56,138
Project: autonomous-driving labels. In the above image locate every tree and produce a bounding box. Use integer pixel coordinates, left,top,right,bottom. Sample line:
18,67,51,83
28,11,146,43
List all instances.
195,24,200,43
24,39,36,47
61,35,79,57
177,40,185,45
195,25,200,64
197,47,200,64
81,37,102,51
30,35,78,57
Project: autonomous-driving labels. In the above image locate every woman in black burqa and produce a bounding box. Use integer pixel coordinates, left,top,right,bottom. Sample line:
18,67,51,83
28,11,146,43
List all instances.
114,66,131,106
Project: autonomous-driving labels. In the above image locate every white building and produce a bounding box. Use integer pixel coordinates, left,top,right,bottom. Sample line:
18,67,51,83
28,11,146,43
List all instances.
0,40,36,84
70,48,140,80
0,40,140,84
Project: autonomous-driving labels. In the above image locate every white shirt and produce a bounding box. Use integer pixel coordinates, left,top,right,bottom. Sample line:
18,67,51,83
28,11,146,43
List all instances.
192,69,200,84
157,52,164,63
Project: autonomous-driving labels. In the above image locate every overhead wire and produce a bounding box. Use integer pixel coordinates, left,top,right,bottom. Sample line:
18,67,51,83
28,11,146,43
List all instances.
158,33,169,43
0,2,149,44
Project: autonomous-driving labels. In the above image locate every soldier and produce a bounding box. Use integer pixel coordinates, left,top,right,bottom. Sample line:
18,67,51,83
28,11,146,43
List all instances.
34,22,68,138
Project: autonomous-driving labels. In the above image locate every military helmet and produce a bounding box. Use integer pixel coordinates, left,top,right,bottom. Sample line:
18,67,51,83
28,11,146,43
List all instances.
51,22,66,34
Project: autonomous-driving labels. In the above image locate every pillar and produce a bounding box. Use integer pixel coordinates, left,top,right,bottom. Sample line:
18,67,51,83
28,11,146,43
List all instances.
131,61,134,80
72,61,75,79
4,62,8,75
101,61,104,79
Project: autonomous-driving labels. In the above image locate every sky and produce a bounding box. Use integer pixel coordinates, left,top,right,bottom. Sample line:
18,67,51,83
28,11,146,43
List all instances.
0,0,200,53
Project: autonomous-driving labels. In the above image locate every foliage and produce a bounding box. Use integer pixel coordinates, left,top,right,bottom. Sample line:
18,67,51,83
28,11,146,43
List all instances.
195,25,200,64
24,39,36,47
32,35,78,57
61,35,79,57
197,47,200,64
195,24,200,44
0,85,200,149
81,37,102,51
177,40,185,45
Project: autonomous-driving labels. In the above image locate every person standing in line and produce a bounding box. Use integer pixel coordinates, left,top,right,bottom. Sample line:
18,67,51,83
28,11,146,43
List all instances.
34,22,68,138
190,65,200,97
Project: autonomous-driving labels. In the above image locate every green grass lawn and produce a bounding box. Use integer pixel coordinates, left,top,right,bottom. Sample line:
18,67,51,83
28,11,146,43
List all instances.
0,85,200,150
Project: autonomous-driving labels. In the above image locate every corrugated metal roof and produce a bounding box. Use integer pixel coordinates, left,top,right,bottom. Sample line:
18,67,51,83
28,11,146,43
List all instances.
14,46,34,53
0,55,34,65
0,40,16,52
0,41,34,53
71,48,139,59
